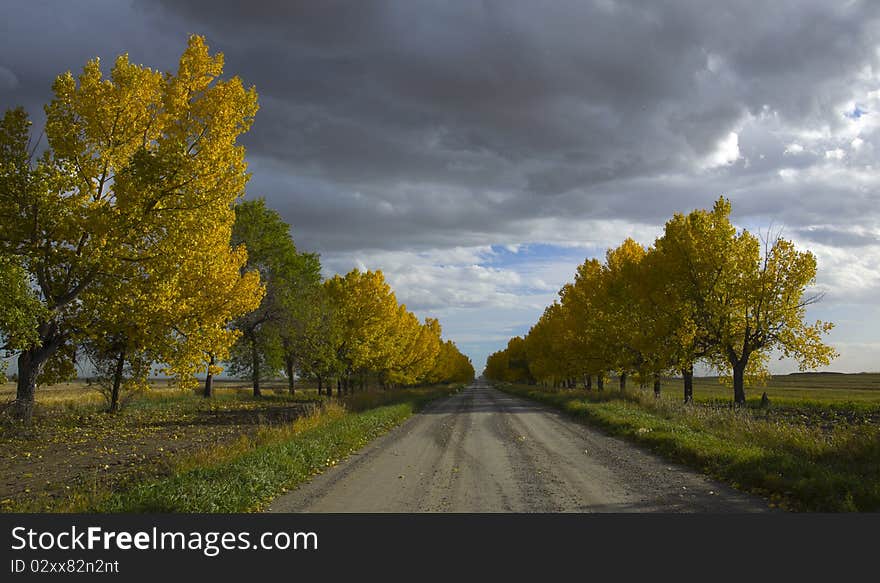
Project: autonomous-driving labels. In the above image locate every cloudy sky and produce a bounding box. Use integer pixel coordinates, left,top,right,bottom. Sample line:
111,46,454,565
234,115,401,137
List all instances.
2,1,879,373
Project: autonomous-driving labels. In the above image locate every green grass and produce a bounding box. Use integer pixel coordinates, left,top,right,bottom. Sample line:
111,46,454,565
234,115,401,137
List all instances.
71,385,459,512
495,382,880,512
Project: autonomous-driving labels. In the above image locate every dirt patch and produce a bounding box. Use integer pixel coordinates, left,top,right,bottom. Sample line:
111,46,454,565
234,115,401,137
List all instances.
0,389,318,511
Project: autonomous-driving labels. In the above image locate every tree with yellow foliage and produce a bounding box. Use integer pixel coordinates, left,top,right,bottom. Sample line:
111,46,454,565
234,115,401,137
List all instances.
384,311,442,387
524,302,578,387
599,239,680,396
488,336,533,384
656,197,836,404
324,269,401,393
596,238,650,391
558,258,608,390
426,340,474,384
486,198,836,406
651,200,739,402
0,36,261,420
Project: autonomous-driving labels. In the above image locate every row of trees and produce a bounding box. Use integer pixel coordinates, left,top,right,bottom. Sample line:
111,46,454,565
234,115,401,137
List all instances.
484,198,836,404
221,199,474,400
0,36,472,421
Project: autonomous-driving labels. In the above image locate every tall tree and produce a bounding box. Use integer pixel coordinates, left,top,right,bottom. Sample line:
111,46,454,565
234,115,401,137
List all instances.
599,239,650,391
228,198,303,397
275,252,323,395
559,258,608,389
655,197,836,404
324,269,400,393
294,290,343,395
651,201,736,402
385,313,442,387
0,36,260,421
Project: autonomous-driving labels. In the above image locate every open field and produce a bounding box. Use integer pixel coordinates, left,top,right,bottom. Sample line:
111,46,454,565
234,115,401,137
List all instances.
0,378,321,408
0,379,458,512
496,373,880,511
686,372,880,406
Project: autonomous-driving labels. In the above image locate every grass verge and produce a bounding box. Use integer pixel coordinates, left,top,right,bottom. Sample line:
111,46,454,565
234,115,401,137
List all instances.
67,386,459,512
495,383,880,512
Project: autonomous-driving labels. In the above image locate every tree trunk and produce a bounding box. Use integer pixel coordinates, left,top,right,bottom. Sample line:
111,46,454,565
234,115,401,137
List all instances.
597,374,604,391
13,328,63,423
584,374,592,390
653,374,661,398
285,356,295,396
336,377,342,397
109,349,126,413
682,365,693,404
13,350,41,423
251,337,261,397
316,375,323,396
619,372,627,392
203,354,215,398
733,361,746,405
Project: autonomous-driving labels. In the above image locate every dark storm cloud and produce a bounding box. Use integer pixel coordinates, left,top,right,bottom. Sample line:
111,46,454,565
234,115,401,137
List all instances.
3,0,880,254
0,1,189,125
145,0,880,250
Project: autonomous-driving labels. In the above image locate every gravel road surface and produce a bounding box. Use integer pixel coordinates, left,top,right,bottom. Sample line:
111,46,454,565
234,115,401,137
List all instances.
268,381,767,512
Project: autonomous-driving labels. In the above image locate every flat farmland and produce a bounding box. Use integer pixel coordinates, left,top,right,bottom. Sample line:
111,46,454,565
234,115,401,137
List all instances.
687,372,880,405
0,379,323,511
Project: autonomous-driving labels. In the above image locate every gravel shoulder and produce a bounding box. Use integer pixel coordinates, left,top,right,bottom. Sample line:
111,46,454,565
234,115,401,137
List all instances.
268,382,768,512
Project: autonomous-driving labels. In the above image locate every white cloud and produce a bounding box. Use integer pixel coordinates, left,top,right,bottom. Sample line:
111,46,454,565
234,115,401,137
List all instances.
777,167,798,180
319,243,598,367
789,233,880,303
323,247,530,312
701,131,740,169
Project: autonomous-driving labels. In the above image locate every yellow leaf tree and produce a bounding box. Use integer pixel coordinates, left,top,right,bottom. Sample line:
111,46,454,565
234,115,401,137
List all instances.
558,258,609,390
426,340,474,384
0,35,261,420
324,269,400,393
656,197,836,404
385,311,442,387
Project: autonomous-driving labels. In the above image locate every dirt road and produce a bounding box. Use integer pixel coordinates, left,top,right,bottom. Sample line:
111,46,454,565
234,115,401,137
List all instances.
268,381,767,512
